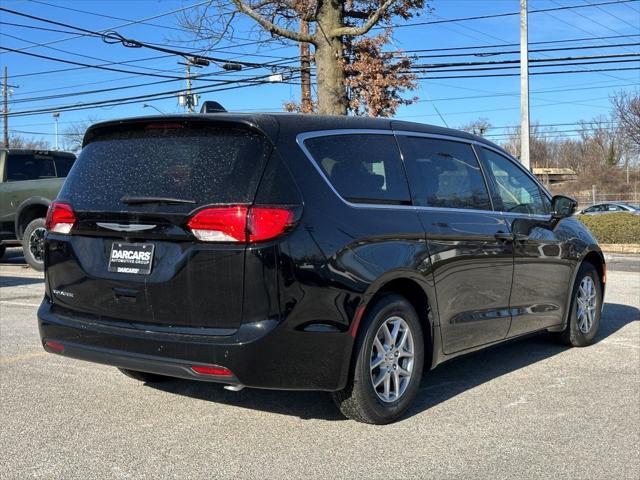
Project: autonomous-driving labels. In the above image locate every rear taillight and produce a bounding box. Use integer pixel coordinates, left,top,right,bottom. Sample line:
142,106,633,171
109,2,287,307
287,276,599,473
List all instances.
248,207,295,242
45,201,76,234
188,206,248,242
187,206,295,243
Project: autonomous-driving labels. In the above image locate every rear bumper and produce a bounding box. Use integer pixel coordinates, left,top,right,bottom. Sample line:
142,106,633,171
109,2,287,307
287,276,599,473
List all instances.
38,300,353,391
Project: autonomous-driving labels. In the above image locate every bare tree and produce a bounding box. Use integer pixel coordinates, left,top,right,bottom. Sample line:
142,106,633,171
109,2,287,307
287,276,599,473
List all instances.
612,89,640,156
8,135,50,150
579,116,625,168
459,118,491,136
62,116,100,153
181,1,427,115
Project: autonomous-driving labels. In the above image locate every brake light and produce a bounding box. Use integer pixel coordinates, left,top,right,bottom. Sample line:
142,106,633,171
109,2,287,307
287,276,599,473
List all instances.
188,206,248,242
45,201,76,234
187,206,295,243
191,365,233,377
248,207,295,242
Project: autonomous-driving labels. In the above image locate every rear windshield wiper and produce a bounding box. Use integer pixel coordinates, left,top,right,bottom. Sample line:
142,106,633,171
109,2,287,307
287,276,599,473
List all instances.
121,196,196,205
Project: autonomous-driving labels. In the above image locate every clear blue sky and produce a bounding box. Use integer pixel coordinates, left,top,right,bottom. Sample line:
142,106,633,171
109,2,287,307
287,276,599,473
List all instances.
1,0,639,147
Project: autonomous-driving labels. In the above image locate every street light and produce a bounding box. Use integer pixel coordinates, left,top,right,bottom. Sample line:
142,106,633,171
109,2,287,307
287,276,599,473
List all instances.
52,112,60,150
143,104,165,114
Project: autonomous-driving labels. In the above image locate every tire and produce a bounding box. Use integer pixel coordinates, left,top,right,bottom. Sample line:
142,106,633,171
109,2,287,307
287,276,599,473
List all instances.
0,244,5,260
22,218,46,271
332,294,425,424
118,368,172,383
557,262,602,347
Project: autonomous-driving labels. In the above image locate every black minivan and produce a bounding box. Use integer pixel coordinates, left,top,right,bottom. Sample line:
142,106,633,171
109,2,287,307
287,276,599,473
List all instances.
39,113,604,424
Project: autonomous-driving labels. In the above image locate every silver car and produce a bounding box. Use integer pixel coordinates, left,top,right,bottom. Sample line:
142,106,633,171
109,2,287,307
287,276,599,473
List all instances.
579,202,640,215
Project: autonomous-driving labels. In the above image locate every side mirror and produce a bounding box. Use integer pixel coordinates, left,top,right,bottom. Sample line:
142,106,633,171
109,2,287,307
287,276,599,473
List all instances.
551,195,577,219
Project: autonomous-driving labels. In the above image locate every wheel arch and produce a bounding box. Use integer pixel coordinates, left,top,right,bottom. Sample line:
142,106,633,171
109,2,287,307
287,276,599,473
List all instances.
352,273,437,372
556,247,606,332
15,197,51,240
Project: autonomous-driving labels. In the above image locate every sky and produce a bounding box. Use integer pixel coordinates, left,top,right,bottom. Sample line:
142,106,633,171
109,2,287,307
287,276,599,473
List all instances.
1,0,639,148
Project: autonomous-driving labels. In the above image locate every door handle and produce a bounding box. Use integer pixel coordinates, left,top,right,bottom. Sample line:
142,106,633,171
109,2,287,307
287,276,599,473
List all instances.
494,231,514,242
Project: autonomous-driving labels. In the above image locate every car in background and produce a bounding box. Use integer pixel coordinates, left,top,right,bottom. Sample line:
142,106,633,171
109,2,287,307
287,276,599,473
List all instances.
0,149,76,270
578,202,640,215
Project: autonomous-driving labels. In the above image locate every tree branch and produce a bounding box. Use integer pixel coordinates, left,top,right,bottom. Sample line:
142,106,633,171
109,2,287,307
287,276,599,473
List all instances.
331,0,396,37
232,0,316,44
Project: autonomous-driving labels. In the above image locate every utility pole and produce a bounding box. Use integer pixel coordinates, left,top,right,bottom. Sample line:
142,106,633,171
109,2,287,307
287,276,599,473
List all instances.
300,20,312,113
3,67,8,148
178,57,209,113
520,0,531,171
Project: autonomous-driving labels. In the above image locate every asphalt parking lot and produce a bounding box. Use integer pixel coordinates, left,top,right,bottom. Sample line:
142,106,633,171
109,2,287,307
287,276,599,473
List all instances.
1,248,638,479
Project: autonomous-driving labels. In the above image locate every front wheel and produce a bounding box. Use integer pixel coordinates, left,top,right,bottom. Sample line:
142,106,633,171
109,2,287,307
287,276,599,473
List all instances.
557,262,602,347
22,218,46,271
332,294,425,424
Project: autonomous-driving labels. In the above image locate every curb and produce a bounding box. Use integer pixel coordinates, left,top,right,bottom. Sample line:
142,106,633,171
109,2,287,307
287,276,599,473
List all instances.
599,244,640,254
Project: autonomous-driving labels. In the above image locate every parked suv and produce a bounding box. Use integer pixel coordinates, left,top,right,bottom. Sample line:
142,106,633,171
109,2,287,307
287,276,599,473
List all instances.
0,148,76,269
38,114,604,424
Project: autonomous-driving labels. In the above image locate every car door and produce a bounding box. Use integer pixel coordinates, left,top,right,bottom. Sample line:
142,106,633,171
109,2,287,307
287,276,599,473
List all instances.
477,146,573,336
396,133,513,354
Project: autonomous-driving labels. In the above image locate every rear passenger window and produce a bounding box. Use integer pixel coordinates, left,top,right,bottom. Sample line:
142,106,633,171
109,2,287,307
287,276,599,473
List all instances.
303,134,410,204
397,136,492,210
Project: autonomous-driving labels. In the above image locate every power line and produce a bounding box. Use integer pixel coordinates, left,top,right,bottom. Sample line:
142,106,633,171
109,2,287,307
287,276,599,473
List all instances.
1,0,215,54
6,72,302,117
411,52,640,70
391,0,640,28
408,41,640,59
399,34,640,54
0,7,296,71
417,66,640,80
1,32,183,75
0,46,186,79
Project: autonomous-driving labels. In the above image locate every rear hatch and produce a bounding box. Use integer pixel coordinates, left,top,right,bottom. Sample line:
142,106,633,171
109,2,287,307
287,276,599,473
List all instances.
46,118,273,332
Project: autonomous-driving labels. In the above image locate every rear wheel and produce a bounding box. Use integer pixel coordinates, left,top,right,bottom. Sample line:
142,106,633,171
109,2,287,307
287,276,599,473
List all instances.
22,218,46,271
118,368,172,383
332,294,425,424
557,262,602,347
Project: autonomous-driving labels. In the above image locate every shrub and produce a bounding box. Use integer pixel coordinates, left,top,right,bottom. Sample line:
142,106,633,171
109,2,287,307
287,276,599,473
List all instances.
577,212,640,244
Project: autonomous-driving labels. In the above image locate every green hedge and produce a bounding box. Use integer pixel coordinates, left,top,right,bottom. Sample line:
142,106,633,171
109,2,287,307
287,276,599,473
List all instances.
577,212,640,244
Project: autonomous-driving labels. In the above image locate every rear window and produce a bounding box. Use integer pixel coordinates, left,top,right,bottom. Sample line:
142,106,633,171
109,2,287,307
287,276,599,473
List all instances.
58,125,270,212
5,152,75,181
303,134,410,205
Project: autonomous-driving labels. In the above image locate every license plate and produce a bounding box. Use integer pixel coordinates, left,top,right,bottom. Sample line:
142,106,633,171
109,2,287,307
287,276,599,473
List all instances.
108,242,155,275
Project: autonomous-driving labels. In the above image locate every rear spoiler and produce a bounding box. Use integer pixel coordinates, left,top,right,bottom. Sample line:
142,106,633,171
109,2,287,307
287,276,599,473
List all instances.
82,114,279,148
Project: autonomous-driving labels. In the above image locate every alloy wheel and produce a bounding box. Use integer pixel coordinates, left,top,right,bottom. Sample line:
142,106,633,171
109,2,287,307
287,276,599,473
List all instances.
29,227,46,264
370,316,415,403
576,276,597,334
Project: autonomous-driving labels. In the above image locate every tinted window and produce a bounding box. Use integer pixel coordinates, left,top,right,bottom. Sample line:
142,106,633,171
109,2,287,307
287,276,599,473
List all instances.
54,155,75,177
303,134,410,204
480,148,549,215
397,136,492,210
59,125,270,213
6,154,56,181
